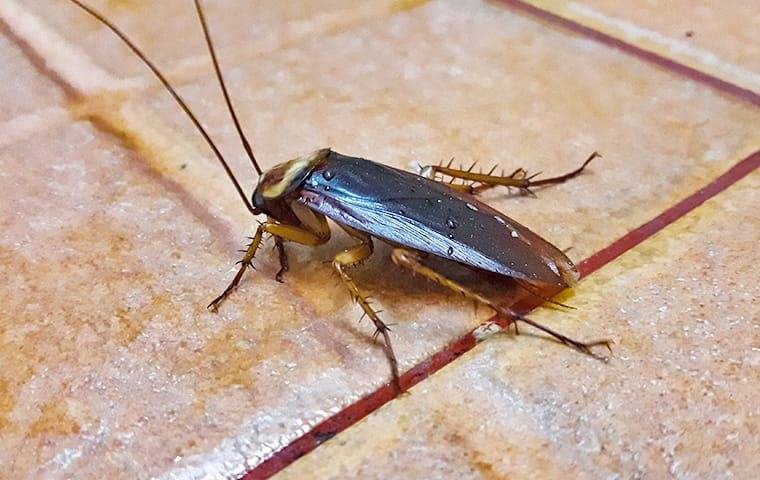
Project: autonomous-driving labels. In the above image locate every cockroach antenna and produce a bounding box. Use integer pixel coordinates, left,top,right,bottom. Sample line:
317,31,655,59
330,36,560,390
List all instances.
65,0,261,215
193,0,262,176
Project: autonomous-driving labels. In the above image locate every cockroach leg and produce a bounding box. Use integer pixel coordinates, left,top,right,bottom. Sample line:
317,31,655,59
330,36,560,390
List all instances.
274,237,289,283
208,229,263,312
511,313,613,359
391,248,518,333
208,222,330,311
514,278,575,310
391,247,612,357
419,151,600,196
332,226,402,392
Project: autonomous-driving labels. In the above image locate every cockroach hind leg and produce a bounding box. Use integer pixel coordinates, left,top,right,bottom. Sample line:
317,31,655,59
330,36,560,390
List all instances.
515,279,576,310
513,312,613,360
391,248,610,360
424,150,600,195
391,247,519,331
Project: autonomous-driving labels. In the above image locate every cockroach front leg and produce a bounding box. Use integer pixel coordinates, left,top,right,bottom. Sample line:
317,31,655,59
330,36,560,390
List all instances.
208,222,329,311
333,226,401,392
420,151,600,196
391,247,612,357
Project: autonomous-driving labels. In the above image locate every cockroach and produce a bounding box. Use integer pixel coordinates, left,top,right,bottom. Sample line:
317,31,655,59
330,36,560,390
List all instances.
67,0,611,391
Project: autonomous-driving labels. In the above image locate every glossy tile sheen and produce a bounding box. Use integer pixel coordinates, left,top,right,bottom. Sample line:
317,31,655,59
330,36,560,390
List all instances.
1,0,758,478
279,171,760,479
0,32,66,123
571,0,760,72
519,0,760,93
21,0,414,80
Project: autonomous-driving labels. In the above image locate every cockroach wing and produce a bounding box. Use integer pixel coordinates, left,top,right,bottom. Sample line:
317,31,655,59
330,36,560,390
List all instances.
300,152,578,287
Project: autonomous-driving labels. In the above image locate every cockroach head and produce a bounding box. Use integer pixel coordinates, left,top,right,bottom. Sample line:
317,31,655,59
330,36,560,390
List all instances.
252,148,331,211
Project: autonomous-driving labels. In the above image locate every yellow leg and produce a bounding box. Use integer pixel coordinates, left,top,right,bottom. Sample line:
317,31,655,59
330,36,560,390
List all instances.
208,220,330,311
420,151,600,196
391,248,611,357
332,226,402,391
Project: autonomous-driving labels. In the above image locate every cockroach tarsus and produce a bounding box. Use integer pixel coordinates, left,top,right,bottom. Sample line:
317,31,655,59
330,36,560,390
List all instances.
66,0,612,393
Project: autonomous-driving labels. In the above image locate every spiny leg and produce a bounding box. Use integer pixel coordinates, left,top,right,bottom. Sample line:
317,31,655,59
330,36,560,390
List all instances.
420,151,600,196
274,237,288,283
391,248,611,357
208,221,330,312
269,214,291,283
333,226,401,392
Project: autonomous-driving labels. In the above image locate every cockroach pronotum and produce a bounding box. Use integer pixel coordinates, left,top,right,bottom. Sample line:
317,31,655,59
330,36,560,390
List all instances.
66,0,611,391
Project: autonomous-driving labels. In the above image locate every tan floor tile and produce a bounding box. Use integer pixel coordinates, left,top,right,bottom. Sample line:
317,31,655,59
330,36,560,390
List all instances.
1,0,759,478
517,0,760,93
0,31,66,123
18,0,413,80
278,171,760,479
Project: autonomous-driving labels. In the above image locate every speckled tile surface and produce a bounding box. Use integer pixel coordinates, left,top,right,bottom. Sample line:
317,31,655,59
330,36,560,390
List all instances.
0,32,65,123
278,171,760,480
556,0,760,72
0,0,758,478
512,0,760,94
20,0,409,79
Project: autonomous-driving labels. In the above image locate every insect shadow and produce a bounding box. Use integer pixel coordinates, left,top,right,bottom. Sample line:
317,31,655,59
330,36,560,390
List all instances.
66,0,612,393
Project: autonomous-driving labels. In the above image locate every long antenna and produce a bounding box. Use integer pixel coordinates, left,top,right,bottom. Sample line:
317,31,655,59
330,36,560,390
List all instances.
65,0,259,215
193,0,262,175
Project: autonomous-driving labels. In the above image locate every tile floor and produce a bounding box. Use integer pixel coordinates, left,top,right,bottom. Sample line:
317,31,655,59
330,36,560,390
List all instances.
0,0,757,479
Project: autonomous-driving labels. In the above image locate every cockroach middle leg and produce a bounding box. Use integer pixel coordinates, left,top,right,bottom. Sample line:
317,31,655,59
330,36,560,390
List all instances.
274,237,289,283
420,151,600,196
208,221,330,311
332,226,401,392
391,247,612,357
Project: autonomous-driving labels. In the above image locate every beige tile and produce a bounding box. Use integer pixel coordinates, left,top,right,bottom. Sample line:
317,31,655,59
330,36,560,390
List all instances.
17,0,415,80
518,0,760,93
0,31,66,123
279,171,760,479
1,0,759,478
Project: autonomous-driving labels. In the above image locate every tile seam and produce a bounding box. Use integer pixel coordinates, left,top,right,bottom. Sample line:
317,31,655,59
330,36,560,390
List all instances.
494,0,760,107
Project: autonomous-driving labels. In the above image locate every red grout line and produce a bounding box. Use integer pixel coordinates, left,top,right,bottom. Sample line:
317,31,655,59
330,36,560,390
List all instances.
243,151,759,480
578,150,759,277
495,0,760,107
